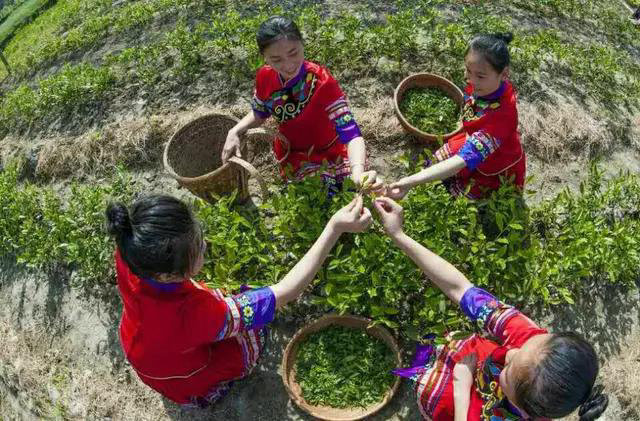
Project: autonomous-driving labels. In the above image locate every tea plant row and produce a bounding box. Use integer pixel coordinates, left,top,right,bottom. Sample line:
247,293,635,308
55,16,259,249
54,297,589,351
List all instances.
1,161,638,338
0,0,638,138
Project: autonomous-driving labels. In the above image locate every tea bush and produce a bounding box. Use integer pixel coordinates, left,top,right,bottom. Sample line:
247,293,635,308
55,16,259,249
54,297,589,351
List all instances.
0,163,134,292
1,0,638,136
0,158,639,338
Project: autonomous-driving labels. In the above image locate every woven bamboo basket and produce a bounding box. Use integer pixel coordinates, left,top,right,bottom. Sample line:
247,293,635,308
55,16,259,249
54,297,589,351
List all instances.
163,113,268,203
282,314,402,421
394,73,464,143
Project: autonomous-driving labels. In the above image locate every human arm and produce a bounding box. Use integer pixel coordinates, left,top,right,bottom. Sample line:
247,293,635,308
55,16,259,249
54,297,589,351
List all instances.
387,155,466,200
373,197,472,305
453,353,476,421
270,195,372,308
347,137,384,192
374,197,546,345
222,111,266,163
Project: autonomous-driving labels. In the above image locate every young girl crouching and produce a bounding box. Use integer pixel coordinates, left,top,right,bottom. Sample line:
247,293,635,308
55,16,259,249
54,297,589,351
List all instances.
106,194,371,407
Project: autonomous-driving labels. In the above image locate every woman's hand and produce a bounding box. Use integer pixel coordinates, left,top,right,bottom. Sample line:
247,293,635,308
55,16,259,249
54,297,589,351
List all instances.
386,179,411,201
373,197,404,238
356,170,385,194
221,128,242,164
329,195,372,234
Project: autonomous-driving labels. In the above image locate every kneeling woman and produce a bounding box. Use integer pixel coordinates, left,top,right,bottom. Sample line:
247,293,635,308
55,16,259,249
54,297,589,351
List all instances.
222,16,381,192
106,194,371,407
373,197,608,421
389,33,525,200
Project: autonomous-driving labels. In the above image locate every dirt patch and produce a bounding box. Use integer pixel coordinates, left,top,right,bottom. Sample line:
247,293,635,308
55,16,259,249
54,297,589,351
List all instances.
1,256,639,420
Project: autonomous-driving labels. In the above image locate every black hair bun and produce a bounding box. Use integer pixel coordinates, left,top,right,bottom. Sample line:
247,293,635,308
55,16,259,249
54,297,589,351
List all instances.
578,385,609,421
495,32,514,44
106,202,132,236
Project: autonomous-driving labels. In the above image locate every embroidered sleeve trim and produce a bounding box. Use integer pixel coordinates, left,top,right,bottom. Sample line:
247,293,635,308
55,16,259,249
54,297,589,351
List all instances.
251,95,271,119
216,287,276,341
326,97,361,143
456,131,501,171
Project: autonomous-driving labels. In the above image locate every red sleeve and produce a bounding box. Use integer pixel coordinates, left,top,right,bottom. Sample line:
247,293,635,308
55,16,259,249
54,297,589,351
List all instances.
476,106,517,143
252,66,275,118
460,287,547,348
181,287,229,347
181,285,277,347
315,67,345,110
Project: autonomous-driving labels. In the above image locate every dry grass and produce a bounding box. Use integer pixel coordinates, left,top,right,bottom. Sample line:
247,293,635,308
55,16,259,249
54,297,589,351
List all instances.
519,96,612,162
0,320,168,420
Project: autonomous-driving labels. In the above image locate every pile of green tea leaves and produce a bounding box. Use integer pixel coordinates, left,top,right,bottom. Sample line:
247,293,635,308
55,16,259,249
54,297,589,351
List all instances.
294,325,397,408
400,87,461,134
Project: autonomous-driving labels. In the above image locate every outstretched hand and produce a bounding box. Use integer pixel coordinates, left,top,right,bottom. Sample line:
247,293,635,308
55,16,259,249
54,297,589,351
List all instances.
330,195,373,234
386,180,411,201
373,197,404,237
356,170,385,194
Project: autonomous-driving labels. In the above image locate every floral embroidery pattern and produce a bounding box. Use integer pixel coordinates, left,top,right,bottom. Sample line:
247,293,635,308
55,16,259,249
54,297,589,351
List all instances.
217,287,276,341
462,93,502,122
252,72,318,123
326,97,361,142
457,131,501,171
475,356,521,420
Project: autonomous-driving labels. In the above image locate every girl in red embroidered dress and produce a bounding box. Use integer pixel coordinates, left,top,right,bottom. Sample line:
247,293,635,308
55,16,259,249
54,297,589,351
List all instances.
373,197,608,421
389,33,525,200
222,16,382,193
107,194,372,407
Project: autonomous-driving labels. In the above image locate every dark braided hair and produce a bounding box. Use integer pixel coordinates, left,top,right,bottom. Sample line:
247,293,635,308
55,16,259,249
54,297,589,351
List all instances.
106,195,203,279
513,332,608,420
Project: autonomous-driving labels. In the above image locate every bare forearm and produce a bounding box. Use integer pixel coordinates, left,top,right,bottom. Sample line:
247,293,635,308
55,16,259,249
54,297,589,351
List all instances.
271,224,341,308
391,232,472,305
231,111,265,136
402,156,466,188
347,137,366,179
453,383,472,421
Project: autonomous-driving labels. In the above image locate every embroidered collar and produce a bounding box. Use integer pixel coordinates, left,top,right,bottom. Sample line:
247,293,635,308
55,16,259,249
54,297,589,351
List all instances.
279,62,307,89
143,277,184,292
476,354,523,420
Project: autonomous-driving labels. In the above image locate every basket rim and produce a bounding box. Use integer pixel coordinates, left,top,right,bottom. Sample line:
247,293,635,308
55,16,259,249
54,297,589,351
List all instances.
393,72,464,140
281,314,402,421
163,112,240,183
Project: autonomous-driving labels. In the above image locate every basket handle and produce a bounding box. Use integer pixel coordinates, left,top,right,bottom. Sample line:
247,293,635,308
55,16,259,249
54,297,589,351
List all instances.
228,156,269,200
245,127,291,165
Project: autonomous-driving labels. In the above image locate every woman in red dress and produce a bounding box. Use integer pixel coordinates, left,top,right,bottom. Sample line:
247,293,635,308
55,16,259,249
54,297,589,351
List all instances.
389,33,525,200
373,196,608,421
106,194,372,407
222,16,382,193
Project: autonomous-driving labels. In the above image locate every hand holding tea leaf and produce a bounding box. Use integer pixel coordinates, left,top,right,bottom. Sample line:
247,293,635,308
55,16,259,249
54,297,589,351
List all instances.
373,197,404,237
356,170,384,194
330,195,372,234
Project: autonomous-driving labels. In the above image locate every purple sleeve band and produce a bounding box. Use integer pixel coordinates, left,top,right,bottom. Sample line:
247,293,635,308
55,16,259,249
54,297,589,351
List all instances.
233,286,276,330
337,122,362,144
456,131,500,171
459,286,499,321
252,109,270,119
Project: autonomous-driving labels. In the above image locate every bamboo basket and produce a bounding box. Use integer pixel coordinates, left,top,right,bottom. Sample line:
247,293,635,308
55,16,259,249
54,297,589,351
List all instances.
282,314,402,421
163,113,268,203
394,73,464,143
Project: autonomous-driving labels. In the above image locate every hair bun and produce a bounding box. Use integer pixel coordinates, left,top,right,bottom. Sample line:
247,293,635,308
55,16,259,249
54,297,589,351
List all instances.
495,32,514,44
578,385,609,421
106,202,132,236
